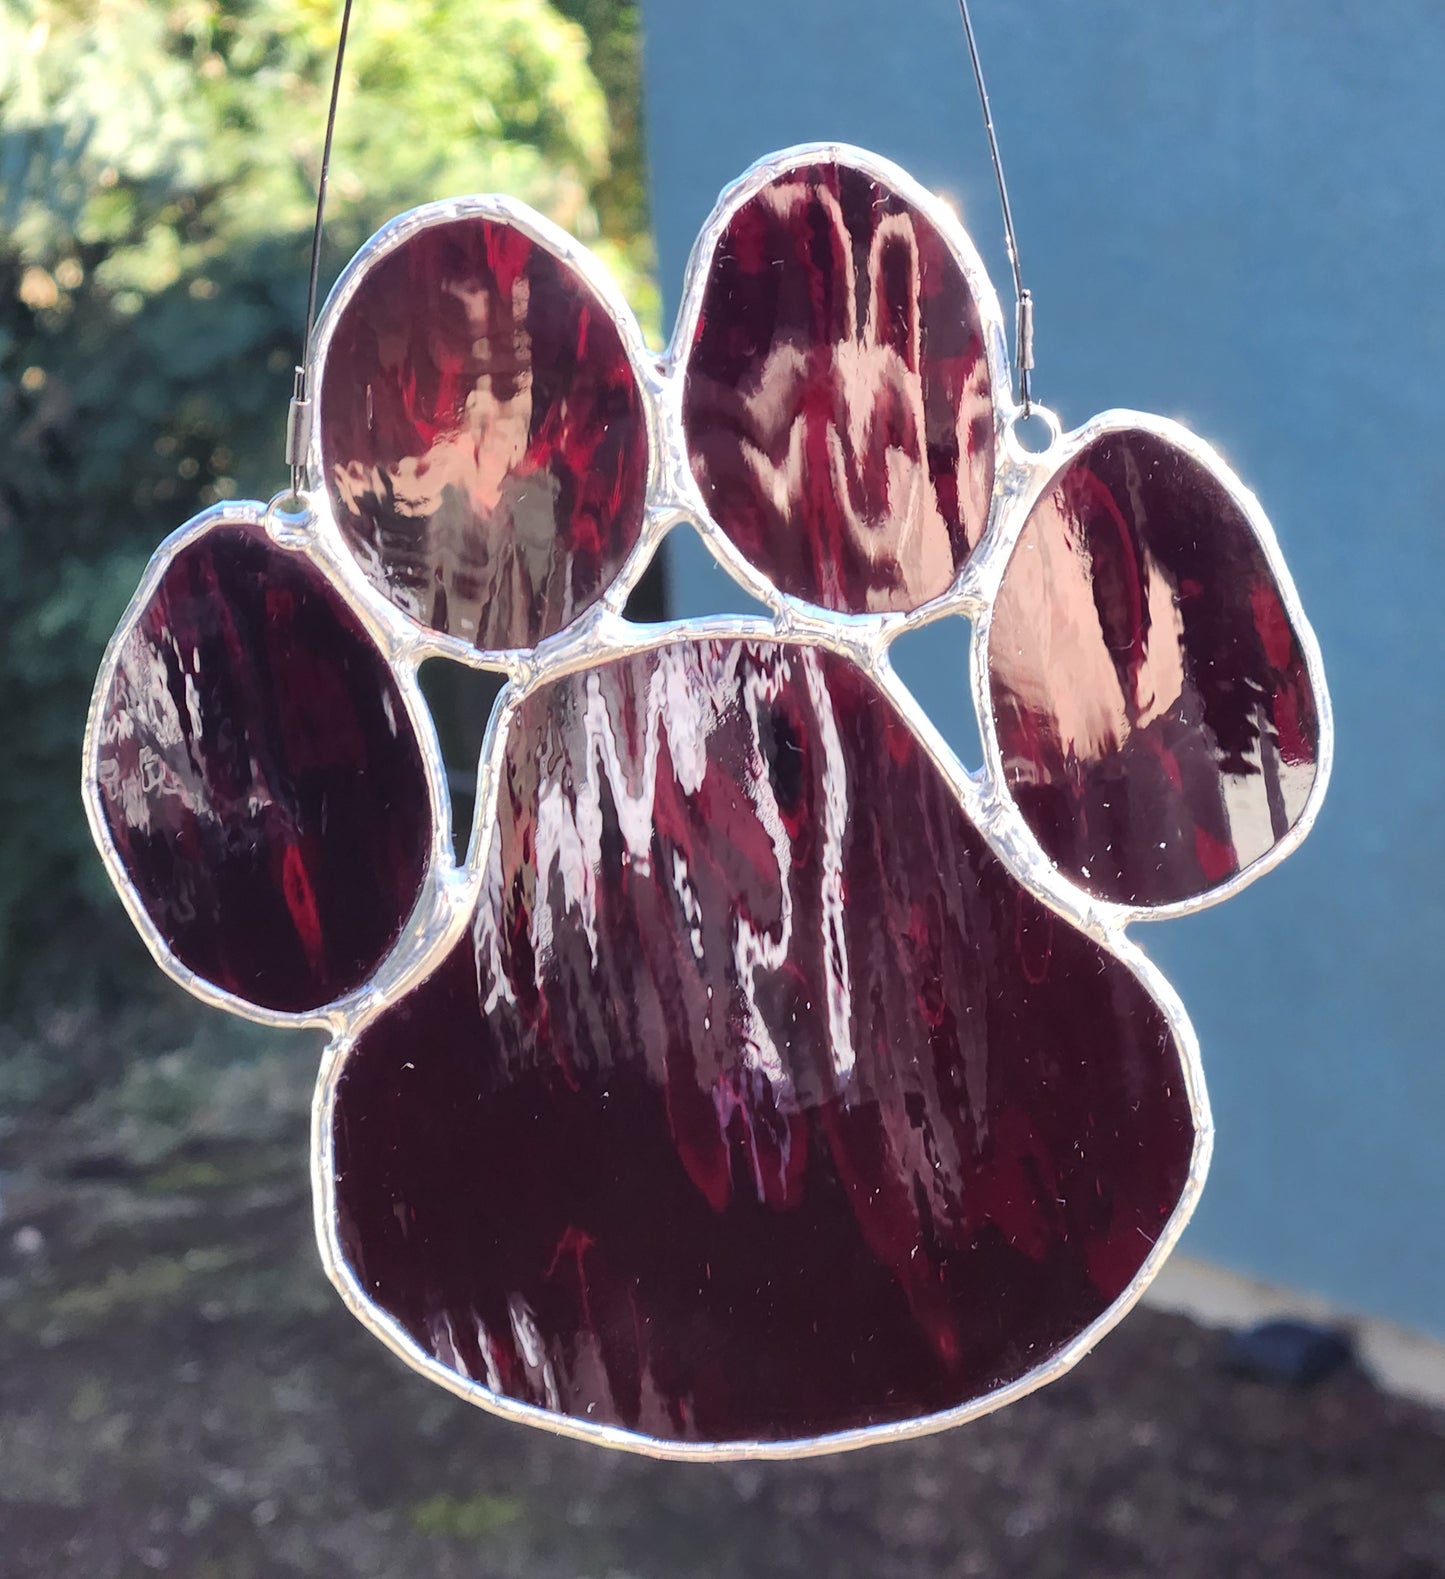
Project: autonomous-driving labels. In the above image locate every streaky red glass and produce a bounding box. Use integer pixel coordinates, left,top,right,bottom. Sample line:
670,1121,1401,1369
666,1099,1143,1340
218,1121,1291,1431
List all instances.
331,638,1194,1447
318,216,649,650
93,521,431,1013
988,428,1321,907
682,160,994,613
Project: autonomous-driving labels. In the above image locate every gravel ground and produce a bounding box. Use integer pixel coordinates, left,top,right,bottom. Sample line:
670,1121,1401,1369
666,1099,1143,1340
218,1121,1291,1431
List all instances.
3,1018,1443,1579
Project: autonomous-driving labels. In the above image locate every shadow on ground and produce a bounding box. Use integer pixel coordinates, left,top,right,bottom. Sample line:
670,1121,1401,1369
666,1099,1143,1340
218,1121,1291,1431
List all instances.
2,1008,1443,1579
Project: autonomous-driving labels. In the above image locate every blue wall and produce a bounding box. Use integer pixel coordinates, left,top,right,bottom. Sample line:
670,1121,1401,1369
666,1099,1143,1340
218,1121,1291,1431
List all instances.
641,0,1445,1333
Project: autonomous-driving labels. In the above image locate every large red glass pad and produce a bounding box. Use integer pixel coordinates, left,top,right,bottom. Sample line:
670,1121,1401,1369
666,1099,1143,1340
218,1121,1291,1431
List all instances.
331,638,1194,1447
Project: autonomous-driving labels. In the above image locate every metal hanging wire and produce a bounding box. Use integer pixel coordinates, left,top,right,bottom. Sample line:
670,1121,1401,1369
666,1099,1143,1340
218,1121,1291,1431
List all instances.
285,0,357,499
955,0,1035,415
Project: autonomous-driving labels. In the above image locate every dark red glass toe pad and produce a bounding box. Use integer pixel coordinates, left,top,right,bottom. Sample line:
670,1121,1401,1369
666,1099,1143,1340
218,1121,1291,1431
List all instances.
332,638,1194,1448
93,521,432,1013
319,215,649,650
683,159,995,613
988,427,1321,907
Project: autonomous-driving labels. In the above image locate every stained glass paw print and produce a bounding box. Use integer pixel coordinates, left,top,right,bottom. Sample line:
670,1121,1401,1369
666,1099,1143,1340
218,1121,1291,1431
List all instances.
84,144,1331,1458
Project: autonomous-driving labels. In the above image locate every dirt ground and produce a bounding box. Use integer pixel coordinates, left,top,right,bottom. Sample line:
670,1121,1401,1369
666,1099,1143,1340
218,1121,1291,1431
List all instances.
3,1012,1443,1579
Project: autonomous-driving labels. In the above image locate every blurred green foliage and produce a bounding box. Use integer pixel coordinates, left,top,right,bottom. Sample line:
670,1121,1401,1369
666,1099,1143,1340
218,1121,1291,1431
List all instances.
0,0,652,1007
